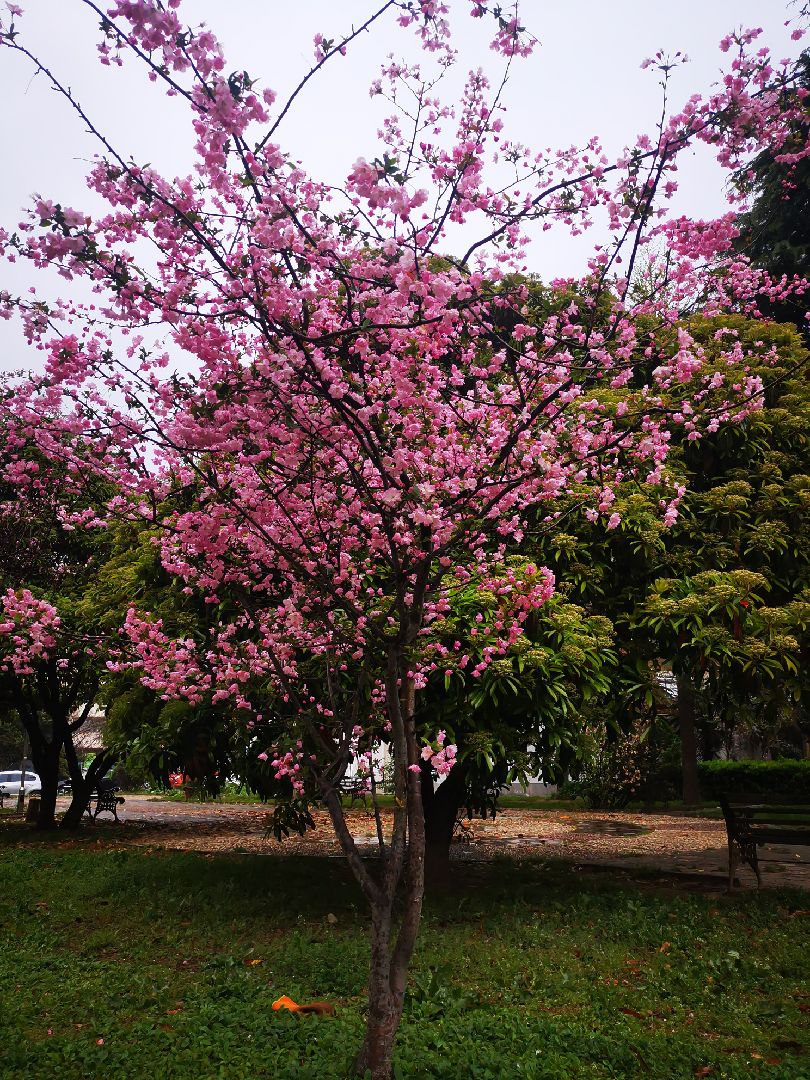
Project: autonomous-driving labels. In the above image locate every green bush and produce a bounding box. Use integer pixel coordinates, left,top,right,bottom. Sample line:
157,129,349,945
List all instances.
561,719,682,809
560,721,648,810
698,758,810,800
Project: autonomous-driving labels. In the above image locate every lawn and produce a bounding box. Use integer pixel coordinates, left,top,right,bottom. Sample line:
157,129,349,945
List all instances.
1,840,808,1078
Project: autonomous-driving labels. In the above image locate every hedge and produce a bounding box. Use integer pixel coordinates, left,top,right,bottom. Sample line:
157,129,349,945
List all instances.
698,759,810,801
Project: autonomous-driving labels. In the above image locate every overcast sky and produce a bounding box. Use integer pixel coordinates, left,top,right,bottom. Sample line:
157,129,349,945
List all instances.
0,1,802,372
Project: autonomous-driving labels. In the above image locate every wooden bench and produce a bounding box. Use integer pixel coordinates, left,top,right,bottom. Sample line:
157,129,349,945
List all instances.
719,793,810,890
85,789,126,822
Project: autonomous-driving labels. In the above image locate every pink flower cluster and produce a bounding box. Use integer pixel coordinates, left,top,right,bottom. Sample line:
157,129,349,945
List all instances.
417,729,458,776
0,589,61,676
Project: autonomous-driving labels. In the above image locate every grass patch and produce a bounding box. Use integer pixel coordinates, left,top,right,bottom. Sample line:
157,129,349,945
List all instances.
143,791,585,813
497,795,582,811
146,787,266,805
0,840,808,1078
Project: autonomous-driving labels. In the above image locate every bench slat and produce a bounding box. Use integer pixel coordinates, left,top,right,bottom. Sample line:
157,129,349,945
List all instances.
747,827,810,840
746,817,810,827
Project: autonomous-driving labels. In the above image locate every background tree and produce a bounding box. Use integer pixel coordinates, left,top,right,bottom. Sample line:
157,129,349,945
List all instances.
417,582,615,874
0,439,121,827
0,713,25,769
637,318,810,791
539,317,809,802
735,51,810,335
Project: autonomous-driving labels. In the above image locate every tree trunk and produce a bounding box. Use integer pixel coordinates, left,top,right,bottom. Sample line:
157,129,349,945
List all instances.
349,653,426,1078
61,743,113,830
321,786,407,1080
315,638,428,1079
676,672,701,806
61,776,96,830
421,759,466,885
354,786,425,1079
354,906,400,1080
27,733,61,830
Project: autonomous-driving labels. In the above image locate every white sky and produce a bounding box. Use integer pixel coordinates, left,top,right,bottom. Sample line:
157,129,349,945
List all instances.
0,0,802,373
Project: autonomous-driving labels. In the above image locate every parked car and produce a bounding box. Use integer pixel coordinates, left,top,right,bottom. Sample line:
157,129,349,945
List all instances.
57,778,72,796
0,770,41,800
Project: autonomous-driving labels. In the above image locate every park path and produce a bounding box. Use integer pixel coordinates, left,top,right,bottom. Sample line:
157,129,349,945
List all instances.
60,795,810,892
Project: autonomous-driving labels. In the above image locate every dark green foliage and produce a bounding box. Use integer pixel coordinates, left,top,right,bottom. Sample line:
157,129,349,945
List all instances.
0,713,24,767
734,52,810,335
698,758,810,801
1,842,809,1078
417,587,616,844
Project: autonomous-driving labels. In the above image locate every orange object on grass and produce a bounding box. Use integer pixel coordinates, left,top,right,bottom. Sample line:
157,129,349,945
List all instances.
272,995,334,1016
272,995,300,1011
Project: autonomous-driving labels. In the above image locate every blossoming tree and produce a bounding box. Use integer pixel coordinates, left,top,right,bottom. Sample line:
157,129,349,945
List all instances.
1,1,808,1073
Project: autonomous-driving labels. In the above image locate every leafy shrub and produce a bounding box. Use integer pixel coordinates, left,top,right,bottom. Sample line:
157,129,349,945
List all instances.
561,718,684,809
698,758,810,800
561,721,647,810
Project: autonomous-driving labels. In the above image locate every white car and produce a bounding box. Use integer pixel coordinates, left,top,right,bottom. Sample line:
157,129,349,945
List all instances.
0,770,41,800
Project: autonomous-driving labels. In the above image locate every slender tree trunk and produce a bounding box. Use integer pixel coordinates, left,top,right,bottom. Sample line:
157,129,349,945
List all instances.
676,672,701,806
347,651,426,1079
355,904,399,1079
355,771,426,1079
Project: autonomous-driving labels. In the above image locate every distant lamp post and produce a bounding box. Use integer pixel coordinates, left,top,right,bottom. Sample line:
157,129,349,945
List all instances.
16,732,29,814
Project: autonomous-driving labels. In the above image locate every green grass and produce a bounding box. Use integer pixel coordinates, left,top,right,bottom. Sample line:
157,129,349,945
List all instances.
497,795,582,810
147,786,267,804
144,790,585,812
1,838,809,1078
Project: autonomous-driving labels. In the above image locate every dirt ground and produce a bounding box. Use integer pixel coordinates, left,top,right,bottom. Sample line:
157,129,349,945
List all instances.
55,795,810,892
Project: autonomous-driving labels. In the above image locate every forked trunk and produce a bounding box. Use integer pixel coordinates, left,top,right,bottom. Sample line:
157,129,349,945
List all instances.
61,776,96,830
319,649,427,1078
354,824,425,1079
